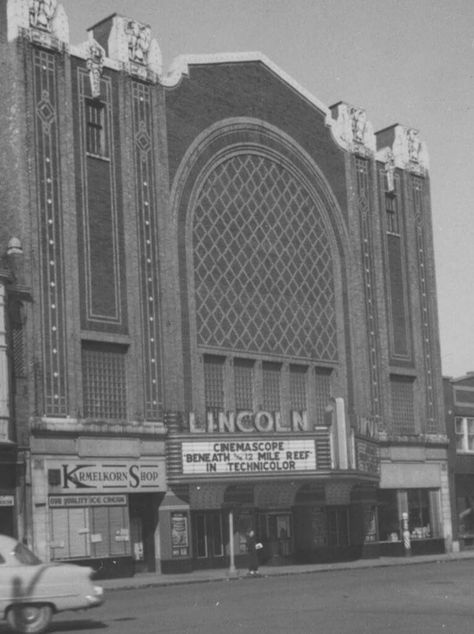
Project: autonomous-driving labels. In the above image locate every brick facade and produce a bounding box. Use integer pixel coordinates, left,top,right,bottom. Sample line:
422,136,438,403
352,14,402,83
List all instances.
0,1,451,574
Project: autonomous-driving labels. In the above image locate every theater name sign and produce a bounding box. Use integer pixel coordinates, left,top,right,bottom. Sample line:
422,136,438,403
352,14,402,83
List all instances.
188,409,310,434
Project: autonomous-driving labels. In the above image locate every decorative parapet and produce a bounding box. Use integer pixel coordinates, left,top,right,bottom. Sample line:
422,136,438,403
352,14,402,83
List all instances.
329,101,376,156
7,0,69,46
86,14,162,82
376,124,430,175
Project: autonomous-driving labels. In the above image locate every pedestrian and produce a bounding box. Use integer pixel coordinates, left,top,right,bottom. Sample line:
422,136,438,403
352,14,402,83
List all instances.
246,529,261,576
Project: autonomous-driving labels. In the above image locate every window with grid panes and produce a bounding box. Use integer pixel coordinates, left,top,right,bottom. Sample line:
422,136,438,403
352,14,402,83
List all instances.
82,341,127,420
85,99,107,157
234,359,254,410
262,362,281,412
455,417,474,452
385,192,400,235
390,375,415,434
314,367,332,424
290,365,307,411
203,355,225,410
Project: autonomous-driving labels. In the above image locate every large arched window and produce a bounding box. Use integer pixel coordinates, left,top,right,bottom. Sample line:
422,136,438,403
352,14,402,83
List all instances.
192,152,337,362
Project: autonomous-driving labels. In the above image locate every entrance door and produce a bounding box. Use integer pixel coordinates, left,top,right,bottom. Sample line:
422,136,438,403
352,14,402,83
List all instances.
192,511,226,567
129,493,159,573
264,513,293,559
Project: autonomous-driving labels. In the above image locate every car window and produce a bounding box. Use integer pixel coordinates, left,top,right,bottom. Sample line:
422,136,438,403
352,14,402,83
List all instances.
13,542,42,565
0,554,5,564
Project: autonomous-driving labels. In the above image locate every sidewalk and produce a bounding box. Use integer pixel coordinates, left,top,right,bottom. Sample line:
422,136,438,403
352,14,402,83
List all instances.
101,549,474,592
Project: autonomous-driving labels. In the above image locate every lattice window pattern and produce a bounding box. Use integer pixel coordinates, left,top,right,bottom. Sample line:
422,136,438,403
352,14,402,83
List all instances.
234,359,254,410
193,154,337,361
390,375,415,434
82,342,127,420
203,355,225,409
290,365,307,411
262,362,281,412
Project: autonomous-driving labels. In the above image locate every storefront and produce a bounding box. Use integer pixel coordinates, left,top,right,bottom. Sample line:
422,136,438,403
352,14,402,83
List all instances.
371,440,451,557
162,411,381,572
34,456,166,578
0,450,18,538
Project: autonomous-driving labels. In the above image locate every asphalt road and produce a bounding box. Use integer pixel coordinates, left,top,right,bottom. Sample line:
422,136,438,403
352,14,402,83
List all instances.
2,559,474,634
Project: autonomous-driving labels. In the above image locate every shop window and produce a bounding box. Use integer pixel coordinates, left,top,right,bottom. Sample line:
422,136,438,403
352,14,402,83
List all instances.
290,365,307,412
82,341,128,420
234,358,254,410
50,504,131,561
262,362,281,412
455,417,474,452
457,496,474,538
314,367,332,424
327,507,349,547
85,99,108,158
390,375,415,434
407,489,431,539
203,355,225,410
377,489,400,542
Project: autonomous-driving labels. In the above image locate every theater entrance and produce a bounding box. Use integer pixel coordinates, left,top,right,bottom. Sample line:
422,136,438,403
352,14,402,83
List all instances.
259,512,293,562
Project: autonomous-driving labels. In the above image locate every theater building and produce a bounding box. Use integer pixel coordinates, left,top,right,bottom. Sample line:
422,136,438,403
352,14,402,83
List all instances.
0,0,451,576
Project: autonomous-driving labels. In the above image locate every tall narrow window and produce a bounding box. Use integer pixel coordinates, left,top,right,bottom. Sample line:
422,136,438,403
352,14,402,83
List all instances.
203,355,225,410
314,367,332,425
85,99,107,157
390,375,415,434
82,341,127,419
385,192,399,235
234,359,254,410
290,365,307,412
262,362,281,412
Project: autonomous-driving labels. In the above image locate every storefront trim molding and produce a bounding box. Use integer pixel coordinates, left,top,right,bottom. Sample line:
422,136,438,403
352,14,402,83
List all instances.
167,470,379,486
31,417,166,437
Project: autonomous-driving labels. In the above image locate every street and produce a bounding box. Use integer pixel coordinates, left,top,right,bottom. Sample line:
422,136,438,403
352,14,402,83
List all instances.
2,559,474,634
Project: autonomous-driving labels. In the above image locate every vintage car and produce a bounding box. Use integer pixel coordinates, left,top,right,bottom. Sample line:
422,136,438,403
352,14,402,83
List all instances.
0,534,104,633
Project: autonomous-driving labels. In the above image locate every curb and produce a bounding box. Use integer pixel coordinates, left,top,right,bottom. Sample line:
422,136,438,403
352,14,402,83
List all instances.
101,551,474,592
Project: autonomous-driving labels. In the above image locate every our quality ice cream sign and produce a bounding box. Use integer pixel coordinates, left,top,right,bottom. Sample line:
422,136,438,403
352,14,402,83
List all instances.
47,460,165,492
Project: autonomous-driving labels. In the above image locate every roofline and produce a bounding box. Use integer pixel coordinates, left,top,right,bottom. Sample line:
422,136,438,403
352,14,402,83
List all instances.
163,51,331,118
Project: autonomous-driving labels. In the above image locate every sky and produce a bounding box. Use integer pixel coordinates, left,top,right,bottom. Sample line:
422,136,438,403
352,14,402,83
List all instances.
60,0,474,379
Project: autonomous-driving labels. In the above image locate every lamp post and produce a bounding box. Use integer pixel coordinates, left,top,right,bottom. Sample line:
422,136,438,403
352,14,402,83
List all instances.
228,508,237,576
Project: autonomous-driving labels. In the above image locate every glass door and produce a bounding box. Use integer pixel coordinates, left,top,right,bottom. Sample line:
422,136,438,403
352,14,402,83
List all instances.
264,513,293,558
192,511,225,560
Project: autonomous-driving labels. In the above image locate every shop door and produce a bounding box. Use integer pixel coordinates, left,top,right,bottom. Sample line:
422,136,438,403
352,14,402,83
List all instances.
0,508,14,537
129,493,158,573
265,513,293,558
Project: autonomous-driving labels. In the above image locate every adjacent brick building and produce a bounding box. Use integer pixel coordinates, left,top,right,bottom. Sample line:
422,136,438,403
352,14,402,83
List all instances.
444,373,474,551
0,0,452,576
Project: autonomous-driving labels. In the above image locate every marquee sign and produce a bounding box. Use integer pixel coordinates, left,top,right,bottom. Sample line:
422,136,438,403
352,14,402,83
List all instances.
182,439,316,475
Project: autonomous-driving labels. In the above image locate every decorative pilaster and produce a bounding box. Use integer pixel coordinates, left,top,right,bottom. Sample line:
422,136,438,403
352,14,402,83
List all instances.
131,80,162,421
32,47,68,415
355,157,383,429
